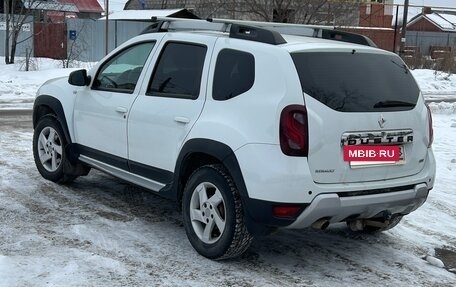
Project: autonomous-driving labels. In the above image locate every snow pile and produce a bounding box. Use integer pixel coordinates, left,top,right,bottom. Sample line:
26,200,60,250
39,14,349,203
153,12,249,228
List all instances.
412,69,456,100
429,101,456,114
0,58,94,110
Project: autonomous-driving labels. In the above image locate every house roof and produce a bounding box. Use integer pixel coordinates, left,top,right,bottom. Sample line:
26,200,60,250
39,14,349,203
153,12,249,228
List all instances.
24,0,102,13
58,0,103,13
23,1,79,12
98,9,199,20
407,12,456,32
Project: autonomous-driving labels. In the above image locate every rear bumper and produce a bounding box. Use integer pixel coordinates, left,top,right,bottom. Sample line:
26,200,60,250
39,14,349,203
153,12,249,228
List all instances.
235,144,436,203
236,144,435,231
286,183,429,229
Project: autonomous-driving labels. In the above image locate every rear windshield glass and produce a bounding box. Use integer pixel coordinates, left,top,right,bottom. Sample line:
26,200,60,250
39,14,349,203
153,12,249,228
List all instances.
291,52,420,112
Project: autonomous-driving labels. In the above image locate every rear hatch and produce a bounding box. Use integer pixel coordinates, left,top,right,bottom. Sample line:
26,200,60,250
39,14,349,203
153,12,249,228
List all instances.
291,50,429,184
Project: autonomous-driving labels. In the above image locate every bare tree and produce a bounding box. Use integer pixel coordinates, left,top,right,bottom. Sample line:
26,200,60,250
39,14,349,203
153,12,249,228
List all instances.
4,0,66,64
221,0,362,25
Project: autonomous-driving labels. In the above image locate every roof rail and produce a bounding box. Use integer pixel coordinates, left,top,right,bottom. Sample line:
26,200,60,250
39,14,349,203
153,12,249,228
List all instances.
140,17,287,45
140,17,376,48
211,18,377,47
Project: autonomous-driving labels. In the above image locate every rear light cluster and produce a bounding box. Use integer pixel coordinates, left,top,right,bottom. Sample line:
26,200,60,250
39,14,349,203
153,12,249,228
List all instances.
280,105,308,156
426,104,434,148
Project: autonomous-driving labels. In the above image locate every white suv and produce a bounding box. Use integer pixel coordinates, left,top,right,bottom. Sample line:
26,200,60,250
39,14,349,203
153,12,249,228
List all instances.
32,19,436,259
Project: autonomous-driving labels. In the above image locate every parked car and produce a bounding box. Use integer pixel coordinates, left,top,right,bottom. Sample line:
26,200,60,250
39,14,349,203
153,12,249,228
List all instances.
32,19,436,260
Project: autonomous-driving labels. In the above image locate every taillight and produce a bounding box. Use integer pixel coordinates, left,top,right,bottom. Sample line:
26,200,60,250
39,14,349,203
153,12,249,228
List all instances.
280,105,308,156
426,104,434,148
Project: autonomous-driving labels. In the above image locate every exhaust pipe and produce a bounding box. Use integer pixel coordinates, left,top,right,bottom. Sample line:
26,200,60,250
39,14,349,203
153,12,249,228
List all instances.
311,219,330,230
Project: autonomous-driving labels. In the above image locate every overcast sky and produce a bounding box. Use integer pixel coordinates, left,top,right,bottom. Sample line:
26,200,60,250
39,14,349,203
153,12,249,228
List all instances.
393,0,456,21
394,0,456,10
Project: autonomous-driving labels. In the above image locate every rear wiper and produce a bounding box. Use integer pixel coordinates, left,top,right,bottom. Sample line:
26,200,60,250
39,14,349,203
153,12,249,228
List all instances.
373,100,416,108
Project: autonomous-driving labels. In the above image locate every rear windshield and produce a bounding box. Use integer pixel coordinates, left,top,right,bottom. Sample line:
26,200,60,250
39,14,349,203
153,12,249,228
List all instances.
291,52,420,112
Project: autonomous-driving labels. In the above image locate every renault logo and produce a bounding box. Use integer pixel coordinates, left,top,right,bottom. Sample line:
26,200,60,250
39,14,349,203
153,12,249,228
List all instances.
378,115,386,128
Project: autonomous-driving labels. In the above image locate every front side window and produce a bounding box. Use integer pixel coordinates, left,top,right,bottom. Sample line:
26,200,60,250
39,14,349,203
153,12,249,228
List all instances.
93,42,155,93
147,42,207,99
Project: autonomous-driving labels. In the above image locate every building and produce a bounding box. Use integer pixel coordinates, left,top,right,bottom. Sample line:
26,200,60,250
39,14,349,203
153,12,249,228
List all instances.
359,0,394,28
0,0,103,22
406,10,456,57
407,10,456,32
339,0,397,52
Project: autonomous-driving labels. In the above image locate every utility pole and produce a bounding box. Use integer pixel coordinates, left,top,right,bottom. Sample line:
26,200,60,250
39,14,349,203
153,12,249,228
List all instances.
400,0,409,57
105,0,109,55
5,0,10,64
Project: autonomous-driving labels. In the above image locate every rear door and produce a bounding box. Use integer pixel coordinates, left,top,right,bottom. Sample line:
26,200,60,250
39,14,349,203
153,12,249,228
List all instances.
127,34,216,179
291,50,429,184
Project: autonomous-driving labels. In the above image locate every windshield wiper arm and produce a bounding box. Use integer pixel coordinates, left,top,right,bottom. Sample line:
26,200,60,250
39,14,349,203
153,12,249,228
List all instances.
373,100,416,108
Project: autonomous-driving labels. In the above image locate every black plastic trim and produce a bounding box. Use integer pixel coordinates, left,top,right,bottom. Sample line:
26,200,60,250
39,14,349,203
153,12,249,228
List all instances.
77,144,129,171
129,160,174,184
244,198,308,227
33,95,72,145
229,24,287,45
172,138,247,199
322,29,377,47
337,185,416,197
76,144,174,185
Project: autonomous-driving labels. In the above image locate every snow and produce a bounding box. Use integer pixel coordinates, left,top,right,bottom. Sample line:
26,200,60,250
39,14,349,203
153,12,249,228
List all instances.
0,59,94,110
426,255,446,268
426,14,455,30
439,13,456,25
0,58,456,285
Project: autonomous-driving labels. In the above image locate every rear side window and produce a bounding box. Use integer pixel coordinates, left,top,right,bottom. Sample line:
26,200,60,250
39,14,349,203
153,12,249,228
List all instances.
147,42,207,99
213,49,255,101
291,52,420,112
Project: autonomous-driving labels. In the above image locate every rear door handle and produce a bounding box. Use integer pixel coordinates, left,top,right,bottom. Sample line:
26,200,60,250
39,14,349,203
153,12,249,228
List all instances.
174,116,190,124
115,106,128,113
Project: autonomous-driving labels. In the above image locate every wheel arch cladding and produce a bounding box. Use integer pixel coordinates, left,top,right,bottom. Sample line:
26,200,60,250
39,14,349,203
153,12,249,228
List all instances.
173,139,249,203
33,95,80,164
173,139,269,235
33,95,72,145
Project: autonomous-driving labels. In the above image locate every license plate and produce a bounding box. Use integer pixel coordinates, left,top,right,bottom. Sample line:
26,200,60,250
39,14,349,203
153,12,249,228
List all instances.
344,145,405,168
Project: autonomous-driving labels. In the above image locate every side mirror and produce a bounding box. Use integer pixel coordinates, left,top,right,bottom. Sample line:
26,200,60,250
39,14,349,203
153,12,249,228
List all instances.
68,69,91,86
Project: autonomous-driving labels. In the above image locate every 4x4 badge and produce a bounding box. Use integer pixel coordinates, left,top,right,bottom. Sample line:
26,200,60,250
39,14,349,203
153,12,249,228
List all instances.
378,115,386,128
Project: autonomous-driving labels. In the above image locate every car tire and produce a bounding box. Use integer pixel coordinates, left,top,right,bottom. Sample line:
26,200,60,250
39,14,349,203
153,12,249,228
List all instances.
182,164,253,260
33,116,75,183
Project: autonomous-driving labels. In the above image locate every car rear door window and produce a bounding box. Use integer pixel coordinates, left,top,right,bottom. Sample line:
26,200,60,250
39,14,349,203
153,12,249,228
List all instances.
147,42,207,100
